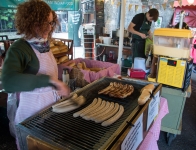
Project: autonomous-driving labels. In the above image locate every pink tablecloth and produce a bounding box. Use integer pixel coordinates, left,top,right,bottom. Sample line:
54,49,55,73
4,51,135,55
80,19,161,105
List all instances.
138,97,169,150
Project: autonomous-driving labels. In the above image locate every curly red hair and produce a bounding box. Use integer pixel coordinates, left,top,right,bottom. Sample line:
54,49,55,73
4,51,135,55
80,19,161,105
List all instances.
15,0,58,40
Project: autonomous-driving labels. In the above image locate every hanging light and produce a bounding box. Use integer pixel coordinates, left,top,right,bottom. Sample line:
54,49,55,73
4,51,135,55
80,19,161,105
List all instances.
187,0,194,4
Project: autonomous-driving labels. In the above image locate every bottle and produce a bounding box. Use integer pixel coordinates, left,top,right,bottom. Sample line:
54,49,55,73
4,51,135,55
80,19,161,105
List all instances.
146,50,152,68
62,69,70,85
103,54,106,61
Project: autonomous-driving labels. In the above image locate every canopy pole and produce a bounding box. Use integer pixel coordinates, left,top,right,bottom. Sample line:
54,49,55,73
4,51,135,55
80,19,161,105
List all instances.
117,0,126,72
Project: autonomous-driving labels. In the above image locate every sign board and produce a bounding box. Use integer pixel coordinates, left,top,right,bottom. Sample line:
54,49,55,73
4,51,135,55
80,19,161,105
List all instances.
146,90,160,131
121,113,143,150
154,16,163,29
173,11,189,25
0,0,79,11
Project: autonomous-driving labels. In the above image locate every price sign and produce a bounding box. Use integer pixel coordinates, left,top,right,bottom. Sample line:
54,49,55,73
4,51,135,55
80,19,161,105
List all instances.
121,113,143,150
146,90,160,131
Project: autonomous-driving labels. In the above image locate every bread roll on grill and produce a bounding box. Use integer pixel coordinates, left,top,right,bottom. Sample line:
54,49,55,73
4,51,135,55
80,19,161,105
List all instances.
138,84,155,105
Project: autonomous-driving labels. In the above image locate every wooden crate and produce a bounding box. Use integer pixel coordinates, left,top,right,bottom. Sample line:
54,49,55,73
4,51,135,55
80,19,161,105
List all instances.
51,38,73,60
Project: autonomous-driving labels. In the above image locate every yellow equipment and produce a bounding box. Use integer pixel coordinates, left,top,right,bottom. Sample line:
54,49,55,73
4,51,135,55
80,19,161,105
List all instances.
157,57,186,88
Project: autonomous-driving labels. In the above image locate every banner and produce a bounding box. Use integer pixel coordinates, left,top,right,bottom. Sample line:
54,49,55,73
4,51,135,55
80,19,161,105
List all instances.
0,0,79,11
129,4,132,11
135,5,139,11
162,3,167,10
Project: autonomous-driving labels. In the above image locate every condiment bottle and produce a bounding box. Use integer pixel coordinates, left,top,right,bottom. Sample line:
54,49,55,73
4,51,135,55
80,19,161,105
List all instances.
62,69,70,85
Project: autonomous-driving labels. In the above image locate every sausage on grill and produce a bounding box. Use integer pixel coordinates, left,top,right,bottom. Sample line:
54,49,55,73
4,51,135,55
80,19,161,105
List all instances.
101,105,124,126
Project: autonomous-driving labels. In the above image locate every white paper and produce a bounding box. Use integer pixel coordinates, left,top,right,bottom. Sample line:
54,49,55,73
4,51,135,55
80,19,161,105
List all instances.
121,113,143,150
146,90,160,131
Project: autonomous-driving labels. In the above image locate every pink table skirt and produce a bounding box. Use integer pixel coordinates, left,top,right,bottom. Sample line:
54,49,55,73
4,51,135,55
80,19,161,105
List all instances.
138,97,169,150
58,58,121,83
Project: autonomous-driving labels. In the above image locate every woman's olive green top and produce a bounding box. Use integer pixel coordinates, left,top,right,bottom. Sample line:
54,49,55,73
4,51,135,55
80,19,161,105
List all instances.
2,39,51,93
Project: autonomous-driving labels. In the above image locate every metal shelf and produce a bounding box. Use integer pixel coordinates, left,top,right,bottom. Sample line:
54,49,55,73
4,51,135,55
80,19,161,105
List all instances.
96,43,132,49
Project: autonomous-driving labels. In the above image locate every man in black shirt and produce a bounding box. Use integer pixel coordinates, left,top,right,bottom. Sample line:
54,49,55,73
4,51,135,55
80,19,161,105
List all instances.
128,8,159,64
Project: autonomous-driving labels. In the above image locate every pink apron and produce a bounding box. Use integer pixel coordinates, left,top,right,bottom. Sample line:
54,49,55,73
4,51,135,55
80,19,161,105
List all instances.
10,48,60,149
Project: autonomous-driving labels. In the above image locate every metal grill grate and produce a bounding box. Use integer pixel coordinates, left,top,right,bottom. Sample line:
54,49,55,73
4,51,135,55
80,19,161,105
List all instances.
18,77,155,150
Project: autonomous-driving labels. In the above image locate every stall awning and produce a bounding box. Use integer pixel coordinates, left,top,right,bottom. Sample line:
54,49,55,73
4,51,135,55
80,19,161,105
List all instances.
174,0,196,7
0,0,79,11
172,5,196,27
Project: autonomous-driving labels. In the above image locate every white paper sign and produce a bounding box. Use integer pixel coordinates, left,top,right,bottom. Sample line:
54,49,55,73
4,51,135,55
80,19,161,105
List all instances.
121,113,143,150
146,90,160,131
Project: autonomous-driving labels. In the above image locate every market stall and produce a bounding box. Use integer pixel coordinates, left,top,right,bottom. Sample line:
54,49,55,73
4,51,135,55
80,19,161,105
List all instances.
1,0,194,149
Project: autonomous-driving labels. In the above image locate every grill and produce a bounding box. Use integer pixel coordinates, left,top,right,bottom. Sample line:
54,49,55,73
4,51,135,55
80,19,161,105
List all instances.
16,77,161,150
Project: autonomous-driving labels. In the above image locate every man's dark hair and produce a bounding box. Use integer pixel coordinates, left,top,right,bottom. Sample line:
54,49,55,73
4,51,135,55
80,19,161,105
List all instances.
148,8,159,22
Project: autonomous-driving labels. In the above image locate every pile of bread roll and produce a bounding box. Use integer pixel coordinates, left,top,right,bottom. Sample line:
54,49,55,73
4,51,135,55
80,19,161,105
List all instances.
67,61,104,72
55,56,69,64
50,40,69,64
50,40,68,54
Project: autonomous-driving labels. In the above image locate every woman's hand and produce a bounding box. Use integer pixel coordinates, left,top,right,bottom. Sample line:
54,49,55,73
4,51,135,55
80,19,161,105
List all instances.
49,77,70,96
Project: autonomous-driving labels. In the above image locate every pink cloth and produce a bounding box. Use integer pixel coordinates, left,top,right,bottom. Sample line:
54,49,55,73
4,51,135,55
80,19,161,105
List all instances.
138,97,169,150
58,58,121,83
191,38,196,64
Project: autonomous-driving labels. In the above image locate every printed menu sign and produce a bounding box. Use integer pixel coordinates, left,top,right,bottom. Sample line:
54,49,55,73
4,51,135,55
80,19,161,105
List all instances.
121,113,143,150
146,90,160,131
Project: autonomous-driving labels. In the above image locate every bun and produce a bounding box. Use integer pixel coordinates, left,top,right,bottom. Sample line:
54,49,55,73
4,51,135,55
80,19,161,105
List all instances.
58,45,68,51
60,48,68,53
68,62,76,67
138,84,155,105
58,56,69,63
77,63,83,69
54,41,64,46
50,42,55,47
89,67,103,72
141,84,155,93
84,68,90,71
50,46,60,54
138,89,151,105
81,62,87,69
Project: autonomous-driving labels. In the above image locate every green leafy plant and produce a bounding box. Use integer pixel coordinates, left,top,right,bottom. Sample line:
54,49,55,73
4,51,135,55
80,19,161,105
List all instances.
0,8,16,31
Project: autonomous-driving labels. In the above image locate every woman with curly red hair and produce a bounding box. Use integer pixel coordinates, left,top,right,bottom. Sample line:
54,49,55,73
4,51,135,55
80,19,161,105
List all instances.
1,0,70,148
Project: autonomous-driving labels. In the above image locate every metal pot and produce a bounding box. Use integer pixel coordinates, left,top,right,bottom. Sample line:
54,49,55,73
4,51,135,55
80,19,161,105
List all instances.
116,29,129,37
